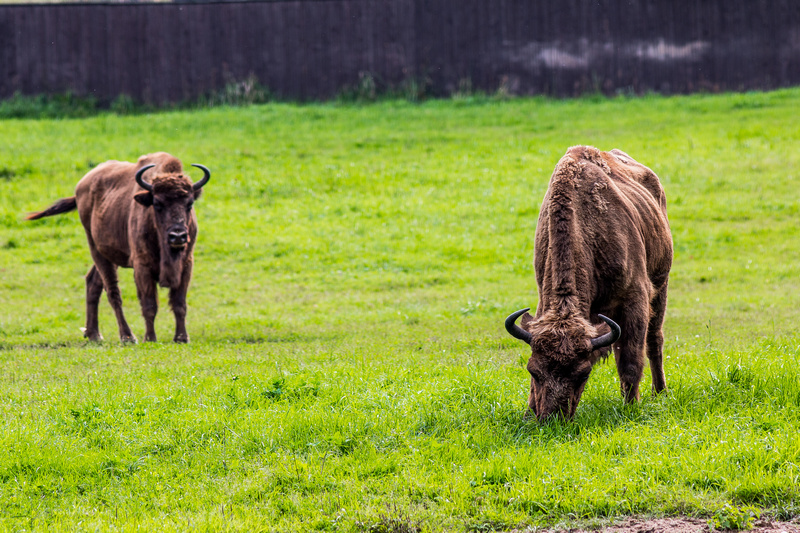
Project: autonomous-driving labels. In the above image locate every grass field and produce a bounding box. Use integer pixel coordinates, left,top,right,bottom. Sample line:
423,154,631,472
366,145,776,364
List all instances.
1,89,800,532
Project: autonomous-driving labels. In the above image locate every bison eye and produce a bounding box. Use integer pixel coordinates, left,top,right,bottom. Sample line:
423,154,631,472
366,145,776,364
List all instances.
153,201,163,212
186,202,194,212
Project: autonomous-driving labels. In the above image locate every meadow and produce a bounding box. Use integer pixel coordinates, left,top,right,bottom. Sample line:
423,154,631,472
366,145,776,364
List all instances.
1,89,800,532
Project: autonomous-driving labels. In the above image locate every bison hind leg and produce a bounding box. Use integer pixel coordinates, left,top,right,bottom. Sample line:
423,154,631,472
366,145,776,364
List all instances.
83,265,104,341
647,280,670,395
89,253,136,343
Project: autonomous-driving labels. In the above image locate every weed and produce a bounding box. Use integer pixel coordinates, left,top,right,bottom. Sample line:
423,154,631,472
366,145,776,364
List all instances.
110,94,137,115
204,73,272,107
709,503,759,531
337,71,381,103
0,91,99,119
360,514,422,533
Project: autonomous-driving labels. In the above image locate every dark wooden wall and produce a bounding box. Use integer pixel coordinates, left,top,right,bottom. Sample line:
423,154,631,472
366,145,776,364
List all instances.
1,0,799,103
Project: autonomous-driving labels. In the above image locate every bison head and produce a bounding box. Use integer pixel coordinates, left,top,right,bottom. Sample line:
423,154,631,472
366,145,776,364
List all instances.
505,308,620,420
133,163,210,250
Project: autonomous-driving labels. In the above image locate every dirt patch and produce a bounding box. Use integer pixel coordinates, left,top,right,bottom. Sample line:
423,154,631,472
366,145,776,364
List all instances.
536,517,800,533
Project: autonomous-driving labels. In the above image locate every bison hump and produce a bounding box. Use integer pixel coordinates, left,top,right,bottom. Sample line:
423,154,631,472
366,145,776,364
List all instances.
137,152,183,174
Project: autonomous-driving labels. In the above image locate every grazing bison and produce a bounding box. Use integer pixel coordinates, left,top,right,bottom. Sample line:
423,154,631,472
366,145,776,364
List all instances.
27,152,210,343
505,146,672,420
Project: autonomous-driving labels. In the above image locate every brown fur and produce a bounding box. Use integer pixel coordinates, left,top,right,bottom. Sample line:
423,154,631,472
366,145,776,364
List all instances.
520,146,672,419
26,152,207,343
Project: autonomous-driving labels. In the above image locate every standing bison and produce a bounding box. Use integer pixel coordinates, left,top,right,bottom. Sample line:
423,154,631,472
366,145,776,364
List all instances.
505,146,672,420
27,152,210,343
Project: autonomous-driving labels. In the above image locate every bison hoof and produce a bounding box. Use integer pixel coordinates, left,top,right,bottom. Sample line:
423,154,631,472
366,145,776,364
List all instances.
145,335,157,342
173,335,189,344
84,331,103,342
121,334,138,344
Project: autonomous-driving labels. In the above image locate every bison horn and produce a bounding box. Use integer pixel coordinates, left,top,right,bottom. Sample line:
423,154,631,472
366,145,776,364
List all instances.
135,164,155,192
590,314,621,349
505,308,533,344
191,164,211,190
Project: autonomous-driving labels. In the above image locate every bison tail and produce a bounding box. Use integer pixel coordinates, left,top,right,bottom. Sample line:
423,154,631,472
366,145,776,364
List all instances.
25,197,77,220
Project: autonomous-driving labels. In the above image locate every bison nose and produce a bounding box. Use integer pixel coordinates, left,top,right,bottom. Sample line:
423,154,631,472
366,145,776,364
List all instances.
168,229,188,247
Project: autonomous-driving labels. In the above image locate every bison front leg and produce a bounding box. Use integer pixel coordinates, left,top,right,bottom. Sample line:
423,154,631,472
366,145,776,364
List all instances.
613,297,649,403
168,259,192,343
134,268,158,342
84,265,104,341
169,289,189,343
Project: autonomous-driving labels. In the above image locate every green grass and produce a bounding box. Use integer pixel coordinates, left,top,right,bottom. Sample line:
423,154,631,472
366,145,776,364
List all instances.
2,89,800,531
0,80,273,120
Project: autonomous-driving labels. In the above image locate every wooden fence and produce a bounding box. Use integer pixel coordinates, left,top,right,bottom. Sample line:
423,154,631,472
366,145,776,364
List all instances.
1,0,799,103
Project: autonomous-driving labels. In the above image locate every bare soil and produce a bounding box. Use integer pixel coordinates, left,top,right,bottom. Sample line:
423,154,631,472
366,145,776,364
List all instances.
537,517,800,533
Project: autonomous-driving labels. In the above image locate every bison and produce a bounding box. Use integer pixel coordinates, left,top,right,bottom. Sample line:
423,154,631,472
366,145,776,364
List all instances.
26,152,210,343
505,146,672,420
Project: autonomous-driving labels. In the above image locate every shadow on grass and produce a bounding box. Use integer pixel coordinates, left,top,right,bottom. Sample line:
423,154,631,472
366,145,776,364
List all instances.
502,392,673,445
220,332,339,344
0,339,99,351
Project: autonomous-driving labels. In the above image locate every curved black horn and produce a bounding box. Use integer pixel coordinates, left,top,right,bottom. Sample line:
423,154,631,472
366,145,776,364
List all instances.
191,164,210,190
135,164,155,192
505,308,533,344
590,314,621,349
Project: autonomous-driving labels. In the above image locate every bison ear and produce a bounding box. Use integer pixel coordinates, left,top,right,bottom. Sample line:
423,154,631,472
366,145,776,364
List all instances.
584,338,595,352
134,191,153,207
192,188,203,201
520,312,534,328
